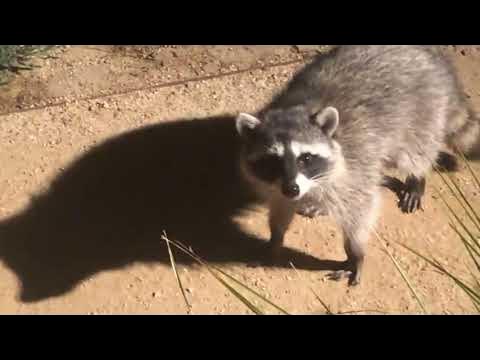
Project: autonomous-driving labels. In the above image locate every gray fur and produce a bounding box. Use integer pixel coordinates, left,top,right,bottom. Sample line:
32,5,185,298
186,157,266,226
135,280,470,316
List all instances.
235,45,480,285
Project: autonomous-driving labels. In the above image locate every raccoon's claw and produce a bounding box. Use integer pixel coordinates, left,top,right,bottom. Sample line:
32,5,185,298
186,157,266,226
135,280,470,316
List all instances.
327,270,352,281
382,175,426,214
326,270,361,286
326,259,361,286
398,175,426,214
399,190,423,214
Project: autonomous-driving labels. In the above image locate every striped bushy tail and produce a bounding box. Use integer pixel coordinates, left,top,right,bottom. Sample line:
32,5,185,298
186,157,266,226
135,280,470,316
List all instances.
448,108,480,158
437,106,480,172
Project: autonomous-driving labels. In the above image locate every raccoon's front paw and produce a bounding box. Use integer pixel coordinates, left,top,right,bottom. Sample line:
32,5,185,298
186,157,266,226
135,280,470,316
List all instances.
398,175,426,214
296,205,328,218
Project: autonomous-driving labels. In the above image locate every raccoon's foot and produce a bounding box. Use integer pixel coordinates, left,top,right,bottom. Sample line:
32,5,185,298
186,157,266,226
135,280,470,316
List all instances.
398,175,426,214
327,229,367,286
327,269,352,281
326,259,363,286
326,270,361,286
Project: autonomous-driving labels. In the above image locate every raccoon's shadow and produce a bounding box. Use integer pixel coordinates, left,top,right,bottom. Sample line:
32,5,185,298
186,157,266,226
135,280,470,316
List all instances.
0,115,343,303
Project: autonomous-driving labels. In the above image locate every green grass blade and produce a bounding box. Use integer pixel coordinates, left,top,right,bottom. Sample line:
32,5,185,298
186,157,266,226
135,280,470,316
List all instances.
161,232,191,314
434,185,480,249
450,223,480,272
464,262,480,291
290,262,332,315
205,268,265,315
170,238,290,315
169,238,290,314
373,231,427,314
336,309,390,315
444,172,480,231
429,147,480,232
464,264,480,312
0,45,57,86
433,172,480,233
162,235,280,315
457,150,480,191
472,301,480,313
397,241,480,305
209,264,290,315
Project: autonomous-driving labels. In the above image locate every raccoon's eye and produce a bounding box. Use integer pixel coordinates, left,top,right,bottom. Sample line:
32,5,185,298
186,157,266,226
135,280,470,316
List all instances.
298,153,314,164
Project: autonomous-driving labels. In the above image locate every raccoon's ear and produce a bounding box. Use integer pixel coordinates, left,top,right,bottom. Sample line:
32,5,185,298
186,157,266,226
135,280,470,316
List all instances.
313,107,339,137
235,113,261,137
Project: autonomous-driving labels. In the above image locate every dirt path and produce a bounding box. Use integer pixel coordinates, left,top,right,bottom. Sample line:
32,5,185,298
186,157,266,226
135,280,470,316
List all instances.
0,45,479,314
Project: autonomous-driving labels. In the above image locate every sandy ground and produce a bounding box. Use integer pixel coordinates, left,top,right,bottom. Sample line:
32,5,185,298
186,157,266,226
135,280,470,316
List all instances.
0,45,480,315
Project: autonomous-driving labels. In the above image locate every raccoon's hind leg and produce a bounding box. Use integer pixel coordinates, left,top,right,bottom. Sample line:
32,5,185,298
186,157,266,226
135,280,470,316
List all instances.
327,190,380,286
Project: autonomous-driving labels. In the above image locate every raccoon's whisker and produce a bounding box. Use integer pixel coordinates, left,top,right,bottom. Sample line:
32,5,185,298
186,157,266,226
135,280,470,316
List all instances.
311,171,335,181
311,172,329,179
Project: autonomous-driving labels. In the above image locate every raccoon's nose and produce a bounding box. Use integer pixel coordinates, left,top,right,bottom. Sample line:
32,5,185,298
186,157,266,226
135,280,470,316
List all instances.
282,183,300,198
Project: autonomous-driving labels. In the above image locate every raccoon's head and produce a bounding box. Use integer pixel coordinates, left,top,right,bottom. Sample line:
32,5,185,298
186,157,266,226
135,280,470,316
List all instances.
235,105,342,201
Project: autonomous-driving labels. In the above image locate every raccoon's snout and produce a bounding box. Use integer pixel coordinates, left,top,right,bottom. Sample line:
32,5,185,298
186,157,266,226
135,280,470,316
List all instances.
282,182,300,198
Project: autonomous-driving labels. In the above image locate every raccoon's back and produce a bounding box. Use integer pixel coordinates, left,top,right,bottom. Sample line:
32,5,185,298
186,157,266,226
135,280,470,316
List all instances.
269,45,460,119
268,45,465,167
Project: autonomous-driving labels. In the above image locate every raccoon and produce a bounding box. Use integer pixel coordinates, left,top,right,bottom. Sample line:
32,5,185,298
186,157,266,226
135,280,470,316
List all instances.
235,45,480,285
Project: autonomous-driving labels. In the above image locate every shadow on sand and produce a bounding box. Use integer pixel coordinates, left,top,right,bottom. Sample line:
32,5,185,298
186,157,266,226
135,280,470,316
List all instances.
0,115,344,302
